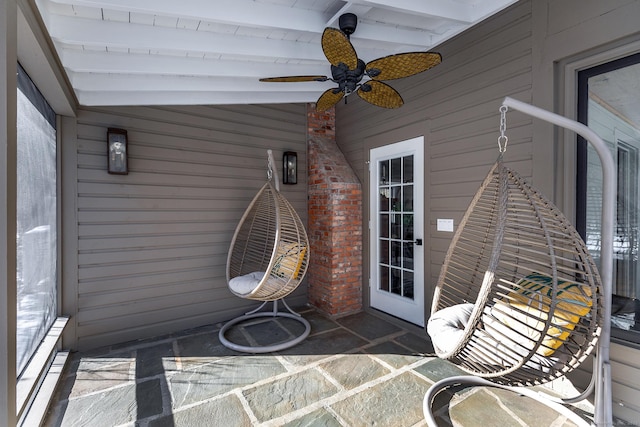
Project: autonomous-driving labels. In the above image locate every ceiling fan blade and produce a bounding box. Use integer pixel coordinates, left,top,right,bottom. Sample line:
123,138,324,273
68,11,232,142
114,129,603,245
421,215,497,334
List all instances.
357,81,404,109
366,52,442,81
259,75,328,82
316,88,344,111
322,28,358,70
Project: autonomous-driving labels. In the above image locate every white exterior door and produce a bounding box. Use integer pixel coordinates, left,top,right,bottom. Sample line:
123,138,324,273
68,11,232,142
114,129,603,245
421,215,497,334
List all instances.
369,137,424,326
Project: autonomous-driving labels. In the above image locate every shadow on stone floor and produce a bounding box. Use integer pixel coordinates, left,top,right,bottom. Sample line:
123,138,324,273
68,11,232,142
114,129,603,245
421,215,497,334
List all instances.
44,306,597,427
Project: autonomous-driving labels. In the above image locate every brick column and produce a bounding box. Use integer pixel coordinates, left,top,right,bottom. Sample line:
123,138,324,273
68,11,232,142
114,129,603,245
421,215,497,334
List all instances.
307,104,363,317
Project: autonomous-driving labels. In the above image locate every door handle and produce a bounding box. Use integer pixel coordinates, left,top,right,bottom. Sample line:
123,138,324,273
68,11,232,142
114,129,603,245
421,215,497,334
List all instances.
414,239,423,246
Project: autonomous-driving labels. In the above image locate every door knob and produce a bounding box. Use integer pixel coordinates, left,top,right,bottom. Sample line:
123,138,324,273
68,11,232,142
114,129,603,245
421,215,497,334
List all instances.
414,239,423,246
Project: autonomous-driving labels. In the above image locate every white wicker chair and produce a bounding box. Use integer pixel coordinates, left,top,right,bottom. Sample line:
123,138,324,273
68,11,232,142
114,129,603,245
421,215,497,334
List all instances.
219,150,310,353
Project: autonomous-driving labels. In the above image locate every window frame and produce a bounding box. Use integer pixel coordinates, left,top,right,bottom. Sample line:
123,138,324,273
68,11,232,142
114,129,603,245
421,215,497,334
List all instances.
577,52,640,345
15,62,69,425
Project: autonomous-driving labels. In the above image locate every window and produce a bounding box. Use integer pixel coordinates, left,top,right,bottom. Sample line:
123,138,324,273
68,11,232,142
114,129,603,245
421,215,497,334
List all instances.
16,63,58,375
577,52,640,343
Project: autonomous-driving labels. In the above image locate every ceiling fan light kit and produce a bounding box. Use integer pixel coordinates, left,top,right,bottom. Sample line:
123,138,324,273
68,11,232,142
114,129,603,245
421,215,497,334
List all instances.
259,13,442,111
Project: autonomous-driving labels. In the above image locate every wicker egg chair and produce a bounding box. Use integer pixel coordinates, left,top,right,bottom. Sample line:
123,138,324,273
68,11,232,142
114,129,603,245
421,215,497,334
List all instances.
219,150,310,353
424,99,614,427
427,157,602,385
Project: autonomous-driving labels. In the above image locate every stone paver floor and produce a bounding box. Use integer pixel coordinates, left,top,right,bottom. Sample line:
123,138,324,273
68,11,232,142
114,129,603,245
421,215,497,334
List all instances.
44,306,593,427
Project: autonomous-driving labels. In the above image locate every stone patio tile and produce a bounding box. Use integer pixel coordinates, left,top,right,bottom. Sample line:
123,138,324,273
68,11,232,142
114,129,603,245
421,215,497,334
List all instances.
320,353,390,390
412,357,467,382
147,394,251,427
135,379,165,419
243,368,339,423
175,331,237,361
136,342,175,379
366,341,424,369
468,387,580,426
66,358,134,399
243,317,305,347
169,355,286,408
336,312,401,340
394,331,434,355
330,371,430,427
281,407,342,427
55,379,162,427
279,328,368,365
304,310,340,335
448,387,542,426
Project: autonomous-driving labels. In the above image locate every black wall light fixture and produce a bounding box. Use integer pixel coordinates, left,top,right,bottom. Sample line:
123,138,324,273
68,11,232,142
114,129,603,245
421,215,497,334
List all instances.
107,127,128,174
283,151,297,184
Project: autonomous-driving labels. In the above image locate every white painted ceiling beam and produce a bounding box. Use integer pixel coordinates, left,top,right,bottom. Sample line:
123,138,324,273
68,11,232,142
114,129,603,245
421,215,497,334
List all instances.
47,0,329,32
45,14,325,61
76,90,323,106
469,0,519,22
46,13,402,63
355,0,475,23
359,0,518,23
43,0,432,48
60,49,331,78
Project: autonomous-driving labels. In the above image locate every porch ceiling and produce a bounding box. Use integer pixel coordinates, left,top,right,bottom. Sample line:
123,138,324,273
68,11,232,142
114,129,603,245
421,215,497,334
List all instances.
34,0,518,107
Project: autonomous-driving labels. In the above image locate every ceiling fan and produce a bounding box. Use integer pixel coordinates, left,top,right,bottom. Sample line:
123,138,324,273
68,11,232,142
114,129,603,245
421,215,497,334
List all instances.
259,13,442,111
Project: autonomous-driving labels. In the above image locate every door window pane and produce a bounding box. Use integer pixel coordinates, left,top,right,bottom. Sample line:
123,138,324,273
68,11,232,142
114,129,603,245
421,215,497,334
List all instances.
390,158,402,184
380,240,389,265
578,53,640,342
403,156,413,183
404,272,414,299
379,159,389,184
403,185,414,211
380,266,389,291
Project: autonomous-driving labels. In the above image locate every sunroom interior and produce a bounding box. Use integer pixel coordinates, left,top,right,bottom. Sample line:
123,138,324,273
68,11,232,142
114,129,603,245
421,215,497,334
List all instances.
3,0,640,426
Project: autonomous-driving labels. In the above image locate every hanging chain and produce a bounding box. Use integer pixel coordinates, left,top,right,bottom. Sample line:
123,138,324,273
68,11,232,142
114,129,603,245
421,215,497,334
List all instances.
497,105,508,153
267,155,273,181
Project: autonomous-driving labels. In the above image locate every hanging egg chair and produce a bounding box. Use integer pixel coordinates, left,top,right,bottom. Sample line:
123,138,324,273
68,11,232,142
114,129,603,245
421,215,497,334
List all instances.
427,157,602,385
424,99,615,427
219,150,310,353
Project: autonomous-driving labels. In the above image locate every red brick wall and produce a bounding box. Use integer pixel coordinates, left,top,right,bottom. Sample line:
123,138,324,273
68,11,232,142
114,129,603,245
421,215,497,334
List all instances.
307,104,363,316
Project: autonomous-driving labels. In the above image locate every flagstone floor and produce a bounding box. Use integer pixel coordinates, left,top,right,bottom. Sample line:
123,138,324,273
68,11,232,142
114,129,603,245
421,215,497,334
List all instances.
43,306,594,427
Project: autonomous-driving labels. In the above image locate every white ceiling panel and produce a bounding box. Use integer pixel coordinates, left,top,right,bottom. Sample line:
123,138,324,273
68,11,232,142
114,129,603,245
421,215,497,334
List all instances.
34,0,518,106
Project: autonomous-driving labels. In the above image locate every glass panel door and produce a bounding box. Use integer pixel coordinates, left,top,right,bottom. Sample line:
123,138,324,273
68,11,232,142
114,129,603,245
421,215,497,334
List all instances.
370,137,424,326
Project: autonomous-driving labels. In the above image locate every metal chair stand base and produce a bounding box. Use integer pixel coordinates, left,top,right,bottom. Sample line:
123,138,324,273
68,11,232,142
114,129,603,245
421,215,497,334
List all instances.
218,299,311,354
423,375,590,427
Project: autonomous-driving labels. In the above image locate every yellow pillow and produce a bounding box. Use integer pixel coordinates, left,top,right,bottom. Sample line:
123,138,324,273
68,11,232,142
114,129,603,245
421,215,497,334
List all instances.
490,302,572,356
493,273,592,356
272,242,307,279
510,273,592,321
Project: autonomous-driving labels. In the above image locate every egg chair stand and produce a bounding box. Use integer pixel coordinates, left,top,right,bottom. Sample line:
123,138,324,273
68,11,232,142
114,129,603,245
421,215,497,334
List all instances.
423,98,614,427
219,150,311,354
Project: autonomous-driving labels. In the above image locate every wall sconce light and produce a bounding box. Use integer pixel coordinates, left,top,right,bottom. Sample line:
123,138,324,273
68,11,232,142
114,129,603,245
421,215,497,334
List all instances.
107,127,128,174
283,151,297,184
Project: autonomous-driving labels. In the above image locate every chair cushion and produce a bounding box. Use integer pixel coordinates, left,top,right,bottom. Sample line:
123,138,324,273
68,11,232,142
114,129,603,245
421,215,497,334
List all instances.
229,271,265,295
491,273,593,356
427,303,475,354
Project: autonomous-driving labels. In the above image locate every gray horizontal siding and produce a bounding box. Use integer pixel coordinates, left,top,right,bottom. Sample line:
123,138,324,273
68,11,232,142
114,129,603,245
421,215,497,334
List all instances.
337,0,534,307
71,104,307,350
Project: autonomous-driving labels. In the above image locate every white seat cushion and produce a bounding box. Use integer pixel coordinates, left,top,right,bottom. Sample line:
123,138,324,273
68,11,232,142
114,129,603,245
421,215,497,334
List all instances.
427,303,475,354
428,302,568,373
229,271,265,296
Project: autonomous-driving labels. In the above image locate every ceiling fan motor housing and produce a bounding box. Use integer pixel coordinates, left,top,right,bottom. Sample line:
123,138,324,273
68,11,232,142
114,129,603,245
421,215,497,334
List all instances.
339,13,358,36
331,59,365,93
